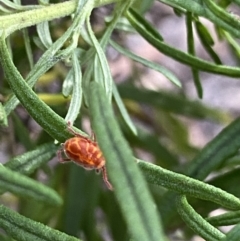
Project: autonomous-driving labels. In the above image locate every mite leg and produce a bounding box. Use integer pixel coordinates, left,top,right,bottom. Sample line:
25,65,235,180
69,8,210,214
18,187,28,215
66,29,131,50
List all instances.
90,131,96,142
66,121,88,139
100,166,113,190
66,121,81,136
57,147,71,163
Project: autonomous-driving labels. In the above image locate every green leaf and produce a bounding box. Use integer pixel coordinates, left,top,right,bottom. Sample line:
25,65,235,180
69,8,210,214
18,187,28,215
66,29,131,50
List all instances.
110,40,182,87
0,0,38,11
0,102,8,126
88,81,166,241
149,118,240,228
155,110,197,157
22,28,34,69
220,223,240,241
126,8,240,77
207,210,240,227
36,21,53,49
0,5,12,13
100,0,137,49
187,118,240,180
113,83,137,135
232,0,240,6
138,160,240,210
80,0,136,107
64,50,82,123
191,68,202,98
11,112,35,150
79,1,131,64
0,205,80,241
0,232,13,241
195,20,222,64
176,195,225,241
3,0,90,116
117,84,231,122
122,125,178,169
223,30,240,58
208,168,240,201
62,68,74,97
186,12,203,98
127,8,164,41
62,164,100,237
0,165,62,206
82,64,93,107
156,0,240,37
132,0,154,13
0,36,75,142
100,191,128,241
4,142,57,175
195,19,214,45
202,0,240,30
86,13,112,102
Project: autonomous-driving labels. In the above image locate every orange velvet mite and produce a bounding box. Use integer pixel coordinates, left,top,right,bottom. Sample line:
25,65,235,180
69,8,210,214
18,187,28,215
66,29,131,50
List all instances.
57,121,112,190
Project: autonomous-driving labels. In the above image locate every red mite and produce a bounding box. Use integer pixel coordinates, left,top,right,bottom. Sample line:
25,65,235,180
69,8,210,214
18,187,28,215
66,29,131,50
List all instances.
57,122,113,190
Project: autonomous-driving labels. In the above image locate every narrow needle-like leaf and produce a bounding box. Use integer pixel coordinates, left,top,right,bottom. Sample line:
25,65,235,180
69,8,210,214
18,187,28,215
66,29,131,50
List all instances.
88,81,166,241
176,195,225,241
0,205,80,241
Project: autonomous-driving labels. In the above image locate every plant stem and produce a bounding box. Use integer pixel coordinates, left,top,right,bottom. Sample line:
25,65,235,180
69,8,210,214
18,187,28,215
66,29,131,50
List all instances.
0,0,120,36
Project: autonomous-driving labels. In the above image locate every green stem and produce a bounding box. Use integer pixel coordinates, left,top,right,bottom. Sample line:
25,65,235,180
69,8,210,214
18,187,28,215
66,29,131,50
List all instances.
0,1,76,36
0,0,120,36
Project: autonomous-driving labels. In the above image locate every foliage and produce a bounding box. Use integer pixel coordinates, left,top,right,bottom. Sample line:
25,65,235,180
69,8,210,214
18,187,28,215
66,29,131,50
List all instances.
0,0,240,240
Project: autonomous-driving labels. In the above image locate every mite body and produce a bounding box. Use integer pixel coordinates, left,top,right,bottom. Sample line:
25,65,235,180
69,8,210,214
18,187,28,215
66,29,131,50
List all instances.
58,122,112,190
63,136,105,170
